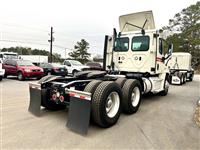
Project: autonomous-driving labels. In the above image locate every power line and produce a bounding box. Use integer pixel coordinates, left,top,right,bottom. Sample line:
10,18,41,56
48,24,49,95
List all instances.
0,22,49,33
0,39,49,46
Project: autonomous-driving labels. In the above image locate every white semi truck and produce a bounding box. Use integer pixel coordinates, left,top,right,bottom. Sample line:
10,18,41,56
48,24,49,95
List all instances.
167,52,194,85
28,11,173,135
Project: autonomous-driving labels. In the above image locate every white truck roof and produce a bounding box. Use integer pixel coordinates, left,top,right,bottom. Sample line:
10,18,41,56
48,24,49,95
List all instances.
119,10,155,32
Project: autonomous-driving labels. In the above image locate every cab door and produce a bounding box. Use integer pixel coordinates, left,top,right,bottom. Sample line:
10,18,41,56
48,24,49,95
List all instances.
156,38,165,73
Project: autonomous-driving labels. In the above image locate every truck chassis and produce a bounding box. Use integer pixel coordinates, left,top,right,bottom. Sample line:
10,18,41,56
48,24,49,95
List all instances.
29,70,168,135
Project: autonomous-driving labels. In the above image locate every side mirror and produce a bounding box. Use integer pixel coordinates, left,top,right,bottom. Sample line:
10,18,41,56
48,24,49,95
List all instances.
67,64,71,67
118,32,121,38
113,28,117,39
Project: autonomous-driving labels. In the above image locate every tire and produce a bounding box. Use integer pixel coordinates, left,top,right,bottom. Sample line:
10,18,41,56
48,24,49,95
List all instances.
188,73,193,81
17,72,24,81
159,78,169,96
84,80,102,96
183,74,187,84
92,81,122,128
84,80,102,122
178,73,183,85
3,73,7,78
72,70,78,76
115,78,126,88
0,76,2,81
121,79,142,114
41,90,66,111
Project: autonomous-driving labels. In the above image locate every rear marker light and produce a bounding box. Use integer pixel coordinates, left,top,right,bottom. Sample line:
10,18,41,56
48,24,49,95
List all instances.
52,94,57,101
69,93,75,97
59,95,64,102
80,96,86,100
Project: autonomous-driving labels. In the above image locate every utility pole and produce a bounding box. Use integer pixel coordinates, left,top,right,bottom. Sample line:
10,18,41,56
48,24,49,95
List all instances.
48,27,54,63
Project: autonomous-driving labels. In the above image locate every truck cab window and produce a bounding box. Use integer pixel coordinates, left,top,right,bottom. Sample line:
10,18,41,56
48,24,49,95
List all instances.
132,36,150,51
114,37,129,52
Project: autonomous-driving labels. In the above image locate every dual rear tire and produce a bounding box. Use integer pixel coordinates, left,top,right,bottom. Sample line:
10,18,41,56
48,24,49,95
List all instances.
84,79,142,127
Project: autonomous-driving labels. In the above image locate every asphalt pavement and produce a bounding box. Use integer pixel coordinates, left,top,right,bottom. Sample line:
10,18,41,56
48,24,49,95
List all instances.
1,75,200,149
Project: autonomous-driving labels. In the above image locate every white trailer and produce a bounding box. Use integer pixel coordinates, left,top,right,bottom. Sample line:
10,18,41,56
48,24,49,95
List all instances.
19,55,48,65
0,52,19,61
167,52,194,85
28,11,173,135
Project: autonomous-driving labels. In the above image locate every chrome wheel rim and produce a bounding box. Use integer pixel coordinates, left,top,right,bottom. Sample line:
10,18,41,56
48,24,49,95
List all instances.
106,92,120,118
131,87,140,107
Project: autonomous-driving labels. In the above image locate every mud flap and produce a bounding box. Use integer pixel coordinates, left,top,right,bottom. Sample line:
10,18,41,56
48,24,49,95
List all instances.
67,96,91,135
28,85,42,116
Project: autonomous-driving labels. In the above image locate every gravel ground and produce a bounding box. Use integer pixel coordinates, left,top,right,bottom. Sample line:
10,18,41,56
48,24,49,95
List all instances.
1,75,200,149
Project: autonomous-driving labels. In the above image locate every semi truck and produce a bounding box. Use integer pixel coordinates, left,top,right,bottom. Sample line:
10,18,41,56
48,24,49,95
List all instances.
28,11,173,135
167,52,194,85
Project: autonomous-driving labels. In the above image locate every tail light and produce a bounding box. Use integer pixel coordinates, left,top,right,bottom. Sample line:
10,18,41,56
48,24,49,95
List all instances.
52,94,57,101
59,95,64,102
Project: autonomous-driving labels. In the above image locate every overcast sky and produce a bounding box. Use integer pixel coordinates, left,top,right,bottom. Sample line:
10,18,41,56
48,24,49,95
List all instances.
0,0,198,57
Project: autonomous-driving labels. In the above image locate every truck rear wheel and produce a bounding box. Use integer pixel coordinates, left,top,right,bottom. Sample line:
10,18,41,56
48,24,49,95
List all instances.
84,80,102,95
115,77,126,88
121,79,142,114
92,81,122,127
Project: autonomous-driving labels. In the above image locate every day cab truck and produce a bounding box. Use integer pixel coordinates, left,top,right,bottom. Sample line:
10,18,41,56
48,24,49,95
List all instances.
167,52,194,85
28,11,173,135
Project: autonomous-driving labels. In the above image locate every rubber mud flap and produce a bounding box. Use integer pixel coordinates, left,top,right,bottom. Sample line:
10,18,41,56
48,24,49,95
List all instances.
28,87,42,116
67,97,91,135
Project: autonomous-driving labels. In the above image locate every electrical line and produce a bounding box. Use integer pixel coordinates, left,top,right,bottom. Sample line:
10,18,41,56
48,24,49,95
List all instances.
0,39,75,51
0,39,49,46
0,22,49,33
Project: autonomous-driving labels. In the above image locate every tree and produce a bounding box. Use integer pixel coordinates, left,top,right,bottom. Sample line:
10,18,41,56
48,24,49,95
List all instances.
69,39,91,64
163,1,200,68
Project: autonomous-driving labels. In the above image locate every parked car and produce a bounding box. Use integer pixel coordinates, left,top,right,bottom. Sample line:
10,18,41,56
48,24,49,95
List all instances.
86,62,103,70
39,63,68,77
0,60,5,81
3,59,44,80
63,60,89,75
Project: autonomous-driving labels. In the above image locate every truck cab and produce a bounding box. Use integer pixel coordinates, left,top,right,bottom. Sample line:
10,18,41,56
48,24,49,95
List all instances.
104,11,170,76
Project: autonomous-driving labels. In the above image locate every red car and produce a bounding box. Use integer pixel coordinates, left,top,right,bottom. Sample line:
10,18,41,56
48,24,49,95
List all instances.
3,59,44,80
